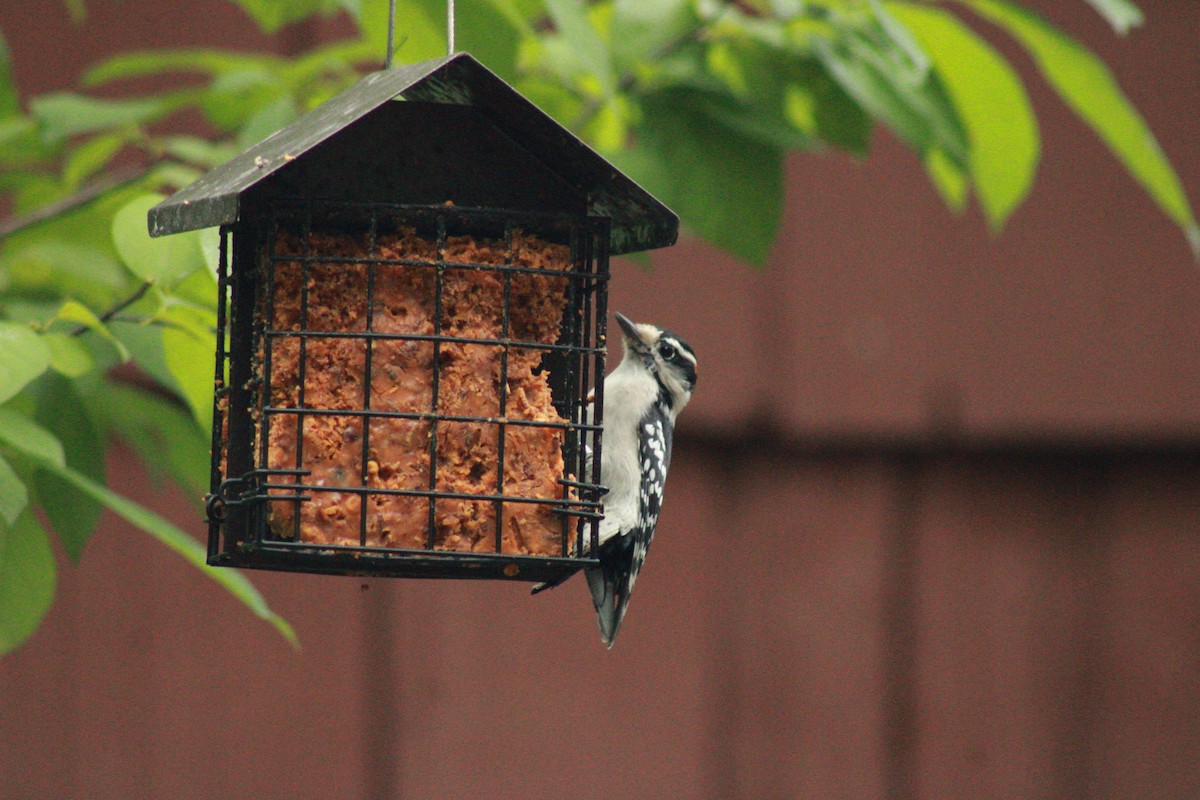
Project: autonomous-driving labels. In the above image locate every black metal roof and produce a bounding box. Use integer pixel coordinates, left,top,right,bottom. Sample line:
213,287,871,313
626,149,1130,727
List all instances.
148,52,677,255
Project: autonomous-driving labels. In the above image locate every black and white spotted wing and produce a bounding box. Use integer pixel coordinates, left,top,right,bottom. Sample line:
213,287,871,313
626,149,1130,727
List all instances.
587,399,673,646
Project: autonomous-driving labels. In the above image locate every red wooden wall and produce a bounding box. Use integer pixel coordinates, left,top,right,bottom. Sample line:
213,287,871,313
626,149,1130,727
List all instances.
2,1,1199,798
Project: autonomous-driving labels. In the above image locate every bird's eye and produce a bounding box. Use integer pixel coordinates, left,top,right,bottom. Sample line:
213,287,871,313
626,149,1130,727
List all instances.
659,343,676,360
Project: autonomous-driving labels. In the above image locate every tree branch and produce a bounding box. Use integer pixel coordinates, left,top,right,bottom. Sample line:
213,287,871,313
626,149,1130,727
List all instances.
70,280,153,336
0,165,149,240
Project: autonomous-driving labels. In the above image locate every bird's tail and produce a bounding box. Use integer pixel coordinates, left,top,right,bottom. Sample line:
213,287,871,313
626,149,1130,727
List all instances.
585,565,631,648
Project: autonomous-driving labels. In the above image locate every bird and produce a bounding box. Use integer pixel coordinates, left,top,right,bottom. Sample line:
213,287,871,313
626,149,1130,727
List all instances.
533,311,697,647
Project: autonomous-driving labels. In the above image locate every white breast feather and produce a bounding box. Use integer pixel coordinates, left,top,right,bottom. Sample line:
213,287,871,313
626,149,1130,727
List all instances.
596,358,658,545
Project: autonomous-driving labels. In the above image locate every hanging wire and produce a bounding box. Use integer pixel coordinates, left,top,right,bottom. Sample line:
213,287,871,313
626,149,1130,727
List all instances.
386,0,454,66
385,0,397,68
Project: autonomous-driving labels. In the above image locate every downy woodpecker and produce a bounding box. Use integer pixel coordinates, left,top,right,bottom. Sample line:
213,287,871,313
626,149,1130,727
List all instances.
533,311,697,647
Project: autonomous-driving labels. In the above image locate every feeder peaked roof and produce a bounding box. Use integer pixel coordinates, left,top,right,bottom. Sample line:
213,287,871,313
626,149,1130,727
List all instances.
148,52,678,255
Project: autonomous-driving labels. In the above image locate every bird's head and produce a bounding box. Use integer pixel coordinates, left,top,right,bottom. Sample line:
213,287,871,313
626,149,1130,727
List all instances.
614,312,697,412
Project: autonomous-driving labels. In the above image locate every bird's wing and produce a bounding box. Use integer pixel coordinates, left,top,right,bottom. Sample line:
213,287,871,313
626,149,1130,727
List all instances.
587,407,673,646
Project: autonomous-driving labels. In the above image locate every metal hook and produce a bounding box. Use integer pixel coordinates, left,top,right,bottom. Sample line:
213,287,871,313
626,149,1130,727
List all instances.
386,0,453,67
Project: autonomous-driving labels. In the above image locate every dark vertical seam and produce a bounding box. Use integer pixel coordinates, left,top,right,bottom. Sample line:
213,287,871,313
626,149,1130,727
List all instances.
362,587,402,798
1053,458,1113,800
703,451,744,799
881,454,921,800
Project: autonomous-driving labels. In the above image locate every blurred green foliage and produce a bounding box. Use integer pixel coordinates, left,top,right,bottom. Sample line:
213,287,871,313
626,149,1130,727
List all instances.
0,0,1193,654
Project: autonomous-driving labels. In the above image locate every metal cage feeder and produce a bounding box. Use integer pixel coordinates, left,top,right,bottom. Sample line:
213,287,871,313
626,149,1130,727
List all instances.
147,53,678,583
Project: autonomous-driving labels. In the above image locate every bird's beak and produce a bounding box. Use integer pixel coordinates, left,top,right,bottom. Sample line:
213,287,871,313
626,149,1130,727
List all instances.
614,312,653,364
615,312,640,342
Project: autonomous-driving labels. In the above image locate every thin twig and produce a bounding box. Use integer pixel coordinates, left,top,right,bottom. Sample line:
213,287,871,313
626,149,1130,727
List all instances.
0,165,149,240
105,313,211,335
70,280,153,336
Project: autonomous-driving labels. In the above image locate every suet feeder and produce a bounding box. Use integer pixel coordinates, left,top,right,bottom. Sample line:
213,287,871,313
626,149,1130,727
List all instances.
148,53,678,583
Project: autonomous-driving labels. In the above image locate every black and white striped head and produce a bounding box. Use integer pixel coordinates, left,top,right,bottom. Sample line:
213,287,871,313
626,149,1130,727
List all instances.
615,312,697,414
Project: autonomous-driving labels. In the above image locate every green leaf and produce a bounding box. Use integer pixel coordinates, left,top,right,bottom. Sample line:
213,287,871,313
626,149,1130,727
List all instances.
54,299,132,362
2,240,128,310
368,0,521,79
0,322,52,405
91,383,210,501
0,116,58,169
887,2,1038,229
421,0,522,80
42,332,96,378
158,304,217,434
1081,0,1143,34
357,0,444,62
0,407,65,468
0,513,56,656
814,32,966,168
231,0,343,32
198,67,281,131
618,90,784,266
925,146,969,213
34,374,105,561
869,0,931,75
236,94,299,152
610,0,696,74
580,95,634,154
144,162,204,193
691,46,852,152
695,90,813,151
0,454,28,525
30,91,195,145
38,458,297,648
335,0,364,19
61,0,86,23
84,49,276,86
0,29,19,119
169,254,220,307
108,319,176,394
62,132,126,190
160,136,239,170
962,0,1199,252
545,0,616,92
112,194,208,286
797,60,873,154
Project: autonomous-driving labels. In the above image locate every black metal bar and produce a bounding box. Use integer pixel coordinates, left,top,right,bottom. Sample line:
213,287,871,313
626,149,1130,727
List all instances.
558,477,603,490
260,328,605,356
575,223,595,556
207,226,231,560
254,480,602,508
249,467,312,477
260,404,602,431
248,540,600,562
494,220,513,554
359,208,379,546
268,197,587,228
427,216,446,549
291,204,314,542
223,216,264,554
589,221,611,555
264,251,595,281
212,545,600,584
256,213,281,548
559,220,582,556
